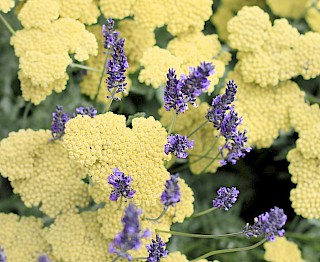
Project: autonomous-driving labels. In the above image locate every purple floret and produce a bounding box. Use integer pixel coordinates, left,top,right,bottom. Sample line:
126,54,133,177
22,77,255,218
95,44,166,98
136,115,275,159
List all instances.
212,187,239,211
161,174,181,209
243,206,287,241
107,168,136,201
164,134,194,158
146,234,168,262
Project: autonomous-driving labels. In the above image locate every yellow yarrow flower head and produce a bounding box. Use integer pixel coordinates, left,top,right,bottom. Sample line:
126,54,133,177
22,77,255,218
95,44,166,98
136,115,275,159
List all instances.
266,0,308,19
305,0,320,32
99,0,212,35
287,103,320,218
139,46,184,88
45,211,111,261
118,19,156,73
0,213,52,261
80,25,131,103
0,129,90,218
228,6,272,52
12,2,98,105
264,236,305,262
227,69,305,148
0,0,15,13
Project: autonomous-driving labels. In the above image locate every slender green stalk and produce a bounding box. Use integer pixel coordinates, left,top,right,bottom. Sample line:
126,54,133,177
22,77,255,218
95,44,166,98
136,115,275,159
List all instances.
70,63,102,73
188,154,215,159
0,13,15,35
285,232,320,241
187,120,208,137
190,239,266,261
144,208,167,221
94,56,108,106
112,255,120,262
116,197,123,211
167,112,178,135
189,136,220,166
22,102,32,129
305,92,320,104
155,229,243,239
190,206,216,219
104,88,117,112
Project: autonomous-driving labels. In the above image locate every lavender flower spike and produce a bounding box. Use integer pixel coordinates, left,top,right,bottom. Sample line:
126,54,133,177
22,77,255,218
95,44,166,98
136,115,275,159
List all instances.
164,134,194,158
102,18,119,50
51,105,69,140
146,234,168,262
72,106,97,118
212,187,239,211
243,206,287,241
110,203,151,261
161,174,181,209
38,255,51,262
0,247,6,262
107,167,136,201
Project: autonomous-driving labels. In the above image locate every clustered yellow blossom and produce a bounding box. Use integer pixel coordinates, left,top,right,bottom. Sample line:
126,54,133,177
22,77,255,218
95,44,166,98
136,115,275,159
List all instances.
139,31,228,91
211,0,265,42
0,129,90,217
10,0,98,105
159,102,225,175
305,0,320,32
227,68,305,148
118,19,156,73
45,211,111,262
264,237,305,262
228,6,320,87
80,25,132,103
266,0,307,19
99,0,212,35
0,213,52,261
0,0,15,13
287,102,320,218
63,113,194,253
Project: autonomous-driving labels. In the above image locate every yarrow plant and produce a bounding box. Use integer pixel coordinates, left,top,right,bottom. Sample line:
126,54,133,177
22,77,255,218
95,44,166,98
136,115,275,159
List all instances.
107,167,136,201
109,203,151,261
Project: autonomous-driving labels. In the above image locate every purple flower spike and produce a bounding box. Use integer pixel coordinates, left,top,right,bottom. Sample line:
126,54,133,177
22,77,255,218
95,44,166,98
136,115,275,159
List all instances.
243,206,287,241
212,187,239,211
164,134,194,158
72,106,97,118
161,174,181,209
146,234,168,262
0,247,6,262
107,168,136,201
110,203,151,260
102,18,119,50
51,105,69,140
38,255,51,262
164,62,215,114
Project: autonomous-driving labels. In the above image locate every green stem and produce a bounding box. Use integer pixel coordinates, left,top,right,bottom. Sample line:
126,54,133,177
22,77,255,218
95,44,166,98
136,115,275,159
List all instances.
70,63,102,73
104,88,117,112
305,92,320,104
189,136,220,166
190,239,266,261
22,102,32,129
167,112,178,135
285,232,320,241
190,207,216,219
144,208,167,221
0,13,15,35
94,56,108,107
116,197,123,211
188,154,215,159
112,255,120,262
187,120,208,137
155,229,243,239
198,142,225,175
